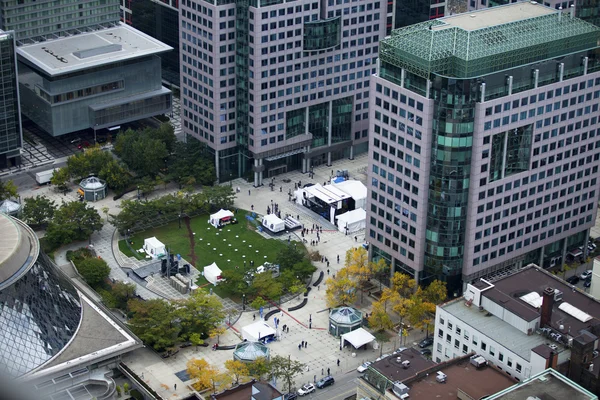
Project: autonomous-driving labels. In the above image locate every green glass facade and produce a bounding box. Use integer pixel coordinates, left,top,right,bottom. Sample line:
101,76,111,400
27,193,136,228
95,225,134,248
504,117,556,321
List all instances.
235,0,250,178
489,124,532,182
286,107,305,139
331,96,353,143
303,17,342,52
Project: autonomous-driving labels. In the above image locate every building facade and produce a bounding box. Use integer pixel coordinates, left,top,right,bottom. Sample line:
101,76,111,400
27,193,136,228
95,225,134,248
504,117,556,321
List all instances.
366,3,600,292
0,30,22,168
180,0,387,183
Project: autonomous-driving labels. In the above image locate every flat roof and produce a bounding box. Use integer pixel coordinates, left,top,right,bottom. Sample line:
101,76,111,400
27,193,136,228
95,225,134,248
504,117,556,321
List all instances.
481,267,600,336
443,299,554,361
437,1,555,31
406,357,515,399
371,348,435,382
486,369,598,400
17,24,172,77
0,214,38,290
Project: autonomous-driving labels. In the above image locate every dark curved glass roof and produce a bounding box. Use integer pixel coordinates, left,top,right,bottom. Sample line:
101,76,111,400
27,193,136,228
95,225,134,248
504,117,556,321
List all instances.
0,215,82,378
329,307,362,325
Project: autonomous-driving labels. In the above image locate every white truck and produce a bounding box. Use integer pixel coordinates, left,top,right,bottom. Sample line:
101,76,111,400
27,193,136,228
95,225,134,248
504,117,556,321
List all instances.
35,168,58,185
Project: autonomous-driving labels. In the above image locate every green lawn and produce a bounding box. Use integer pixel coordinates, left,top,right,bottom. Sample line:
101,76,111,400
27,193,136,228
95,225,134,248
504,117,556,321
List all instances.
118,239,145,260
122,210,289,287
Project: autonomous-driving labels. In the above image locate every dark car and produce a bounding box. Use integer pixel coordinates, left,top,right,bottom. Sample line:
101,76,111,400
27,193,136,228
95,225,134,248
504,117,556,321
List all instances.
418,337,434,348
566,275,580,285
420,348,432,357
584,278,592,288
96,136,107,144
284,393,298,400
316,376,335,389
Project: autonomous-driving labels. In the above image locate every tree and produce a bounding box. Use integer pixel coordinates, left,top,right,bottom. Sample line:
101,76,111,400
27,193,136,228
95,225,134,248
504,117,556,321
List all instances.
269,355,304,393
99,159,131,191
44,201,103,249
405,288,436,334
187,358,221,392
189,332,204,350
202,185,236,210
252,273,283,302
325,267,357,307
22,195,56,227
111,281,136,309
114,127,170,177
247,357,271,381
390,272,416,298
368,300,394,332
250,296,267,310
50,168,70,191
0,179,17,200
128,298,179,351
224,360,249,385
275,244,306,271
74,257,110,287
66,145,113,179
422,279,447,305
169,138,216,188
177,289,226,341
345,247,386,303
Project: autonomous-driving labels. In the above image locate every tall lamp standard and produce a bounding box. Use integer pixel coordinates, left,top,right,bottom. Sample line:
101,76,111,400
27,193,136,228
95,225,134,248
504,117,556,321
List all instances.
137,185,140,200
178,214,182,229
242,293,246,311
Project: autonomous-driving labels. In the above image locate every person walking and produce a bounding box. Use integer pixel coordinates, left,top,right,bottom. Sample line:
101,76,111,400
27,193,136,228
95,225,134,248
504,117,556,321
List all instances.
253,314,256,321
327,367,330,375
337,255,340,263
305,341,308,347
298,344,302,351
327,269,330,275
248,189,251,196
337,359,340,367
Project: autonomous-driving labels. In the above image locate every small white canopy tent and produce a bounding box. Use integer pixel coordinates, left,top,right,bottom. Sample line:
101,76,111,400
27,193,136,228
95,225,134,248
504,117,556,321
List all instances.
209,209,234,228
204,262,223,285
334,180,368,210
336,208,366,233
241,321,277,342
262,214,285,233
341,328,376,349
143,237,166,258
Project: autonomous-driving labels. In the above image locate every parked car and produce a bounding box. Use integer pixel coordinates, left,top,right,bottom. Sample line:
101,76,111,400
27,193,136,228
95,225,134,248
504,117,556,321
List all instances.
284,393,298,400
584,279,592,288
297,384,315,396
316,376,335,389
420,348,432,357
375,353,391,362
357,361,372,373
392,347,407,355
566,275,580,285
418,337,434,348
580,270,593,280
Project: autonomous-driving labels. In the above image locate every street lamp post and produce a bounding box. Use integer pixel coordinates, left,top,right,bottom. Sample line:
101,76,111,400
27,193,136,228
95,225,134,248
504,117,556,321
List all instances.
178,214,182,229
137,186,140,200
242,294,246,311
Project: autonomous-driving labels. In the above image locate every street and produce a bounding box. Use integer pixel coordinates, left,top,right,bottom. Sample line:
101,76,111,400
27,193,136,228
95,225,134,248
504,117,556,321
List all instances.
300,370,360,400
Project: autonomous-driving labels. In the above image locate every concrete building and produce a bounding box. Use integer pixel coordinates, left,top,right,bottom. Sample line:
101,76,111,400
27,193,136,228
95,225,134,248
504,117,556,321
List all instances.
0,213,141,399
0,0,172,138
0,29,22,168
358,349,515,400
180,0,389,183
366,2,600,292
434,265,600,393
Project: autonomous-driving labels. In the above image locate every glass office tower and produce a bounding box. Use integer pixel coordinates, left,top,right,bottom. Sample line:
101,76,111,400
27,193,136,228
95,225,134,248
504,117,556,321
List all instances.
0,30,22,168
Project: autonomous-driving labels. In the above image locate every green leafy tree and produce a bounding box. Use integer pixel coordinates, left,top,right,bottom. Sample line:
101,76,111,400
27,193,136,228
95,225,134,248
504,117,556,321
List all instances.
202,185,236,210
252,273,283,302
44,201,103,249
224,359,250,385
66,145,113,179
74,257,110,287
111,281,136,309
269,355,304,393
99,159,131,191
325,267,357,307
169,138,216,188
22,195,56,227
0,179,17,200
247,357,271,381
128,298,179,351
114,127,170,177
290,259,317,281
137,175,159,198
368,300,394,332
50,168,70,191
189,332,204,350
176,289,226,341
275,244,306,270
250,296,267,310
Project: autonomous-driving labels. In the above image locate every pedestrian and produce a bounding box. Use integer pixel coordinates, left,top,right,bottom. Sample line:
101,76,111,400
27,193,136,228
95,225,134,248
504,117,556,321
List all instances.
127,272,130,277
298,344,302,350
337,255,340,263
248,189,251,196
302,340,305,347
327,261,330,268
321,256,324,262
317,285,320,291
354,235,358,242
305,341,308,347
297,214,300,220
337,359,340,366
280,186,282,192
327,269,330,275
327,367,330,375
253,314,256,320
322,368,324,375
251,204,254,211
287,326,290,333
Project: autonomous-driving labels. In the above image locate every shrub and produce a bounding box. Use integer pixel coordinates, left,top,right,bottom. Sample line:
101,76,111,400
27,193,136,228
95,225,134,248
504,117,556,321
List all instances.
74,257,110,287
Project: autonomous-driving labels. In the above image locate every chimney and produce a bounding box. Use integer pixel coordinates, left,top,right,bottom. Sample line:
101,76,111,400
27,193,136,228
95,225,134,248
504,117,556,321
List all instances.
541,287,555,328
547,350,558,369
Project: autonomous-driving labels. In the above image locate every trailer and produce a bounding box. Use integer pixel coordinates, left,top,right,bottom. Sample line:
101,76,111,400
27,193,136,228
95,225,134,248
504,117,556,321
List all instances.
35,168,58,185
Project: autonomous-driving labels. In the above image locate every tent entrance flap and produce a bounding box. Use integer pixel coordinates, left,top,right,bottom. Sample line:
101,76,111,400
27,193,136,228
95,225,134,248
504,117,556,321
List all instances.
341,328,375,349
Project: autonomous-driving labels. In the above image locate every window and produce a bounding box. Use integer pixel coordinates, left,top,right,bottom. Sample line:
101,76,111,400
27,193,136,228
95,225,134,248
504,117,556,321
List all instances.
454,339,460,349
447,321,453,330
481,342,487,351
438,329,443,338
507,357,513,368
473,335,478,345
462,344,468,354
456,326,461,335
464,330,469,340
490,346,495,356
516,363,522,373
499,352,504,362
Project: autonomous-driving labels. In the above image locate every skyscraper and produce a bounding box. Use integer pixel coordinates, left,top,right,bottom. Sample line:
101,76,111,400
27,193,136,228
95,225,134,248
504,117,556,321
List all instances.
0,30,22,168
366,2,600,293
180,0,387,183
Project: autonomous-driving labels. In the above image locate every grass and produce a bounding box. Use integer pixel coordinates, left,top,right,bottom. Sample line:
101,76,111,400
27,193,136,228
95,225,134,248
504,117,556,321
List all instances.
118,239,145,260
123,210,289,286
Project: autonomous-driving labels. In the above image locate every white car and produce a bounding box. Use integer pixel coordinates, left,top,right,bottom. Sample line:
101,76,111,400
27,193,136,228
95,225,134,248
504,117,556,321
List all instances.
357,361,372,373
580,270,593,280
297,384,315,396
375,353,391,362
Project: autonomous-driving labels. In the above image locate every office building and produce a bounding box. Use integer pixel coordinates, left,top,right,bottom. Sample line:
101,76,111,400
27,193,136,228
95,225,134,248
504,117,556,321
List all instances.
366,3,600,292
122,0,181,85
434,266,600,392
0,30,22,168
180,0,387,183
0,213,140,398
0,0,172,138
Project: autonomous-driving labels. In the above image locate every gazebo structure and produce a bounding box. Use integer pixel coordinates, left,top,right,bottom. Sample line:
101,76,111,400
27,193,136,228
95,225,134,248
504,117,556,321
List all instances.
0,200,21,216
78,176,108,202
329,306,363,337
233,341,270,363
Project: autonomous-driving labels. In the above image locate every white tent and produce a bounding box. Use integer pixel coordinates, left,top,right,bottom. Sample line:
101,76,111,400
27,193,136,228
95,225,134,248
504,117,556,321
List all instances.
241,321,277,342
203,262,223,285
209,209,234,228
336,208,366,233
341,328,376,349
262,214,285,233
334,180,368,210
143,237,165,258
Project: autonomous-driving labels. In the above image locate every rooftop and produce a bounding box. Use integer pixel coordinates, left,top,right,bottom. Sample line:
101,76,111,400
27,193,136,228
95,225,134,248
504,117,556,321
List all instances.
212,380,282,400
17,24,172,77
370,348,435,382
0,214,38,290
482,267,600,336
379,2,600,79
485,368,598,400
405,356,515,399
